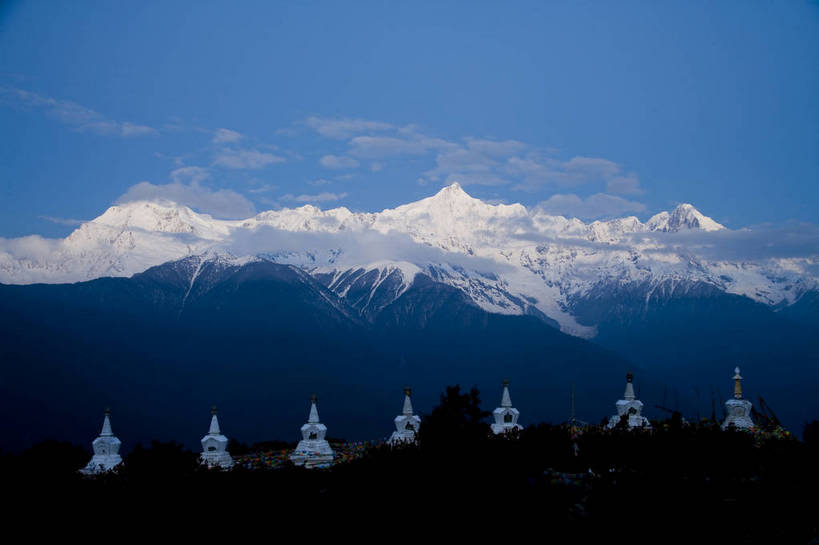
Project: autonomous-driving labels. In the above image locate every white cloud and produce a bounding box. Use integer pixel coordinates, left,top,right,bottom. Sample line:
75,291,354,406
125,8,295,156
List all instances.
280,192,349,204
606,172,643,195
248,184,278,194
309,178,334,186
434,149,495,174
536,193,647,219
506,155,636,191
441,173,510,187
305,116,393,139
299,114,644,197
348,136,434,158
421,148,498,184
635,222,819,261
319,154,360,169
120,122,158,137
465,138,527,156
212,128,242,143
117,180,256,219
346,130,458,159
226,226,515,275
212,148,286,169
563,156,621,178
5,87,158,137
296,114,645,196
0,235,62,261
170,166,210,185
38,216,86,226
305,117,631,193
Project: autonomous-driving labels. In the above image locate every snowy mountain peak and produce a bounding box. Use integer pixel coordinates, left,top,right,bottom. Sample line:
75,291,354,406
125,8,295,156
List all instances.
414,182,484,213
647,203,724,233
372,183,528,253
94,200,197,230
388,182,526,220
87,200,231,240
433,181,469,199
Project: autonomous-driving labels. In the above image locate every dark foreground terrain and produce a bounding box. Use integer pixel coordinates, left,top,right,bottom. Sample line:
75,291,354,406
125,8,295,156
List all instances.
4,387,818,542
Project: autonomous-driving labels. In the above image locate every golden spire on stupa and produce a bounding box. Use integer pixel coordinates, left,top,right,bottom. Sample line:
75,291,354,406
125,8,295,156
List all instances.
733,367,743,399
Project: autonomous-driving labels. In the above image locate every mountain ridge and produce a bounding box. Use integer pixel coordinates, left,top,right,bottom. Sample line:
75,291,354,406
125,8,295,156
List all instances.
1,184,816,337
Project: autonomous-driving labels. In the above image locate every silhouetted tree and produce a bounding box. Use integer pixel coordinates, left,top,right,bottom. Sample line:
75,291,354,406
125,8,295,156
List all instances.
249,439,295,452
122,440,199,481
21,440,89,478
227,438,250,456
669,410,684,430
614,413,629,431
804,420,819,450
417,384,490,449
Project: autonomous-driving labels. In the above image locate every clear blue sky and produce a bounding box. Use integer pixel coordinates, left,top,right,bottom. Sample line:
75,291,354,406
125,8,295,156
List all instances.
1,1,818,237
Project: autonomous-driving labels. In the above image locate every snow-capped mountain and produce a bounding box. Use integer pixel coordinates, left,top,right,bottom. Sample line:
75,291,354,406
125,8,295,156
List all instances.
1,183,816,338
644,203,725,233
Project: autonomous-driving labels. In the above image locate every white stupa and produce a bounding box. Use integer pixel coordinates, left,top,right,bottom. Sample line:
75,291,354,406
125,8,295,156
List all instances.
200,406,234,469
80,408,123,475
722,367,755,430
388,387,421,445
290,395,335,468
607,371,651,429
491,380,522,434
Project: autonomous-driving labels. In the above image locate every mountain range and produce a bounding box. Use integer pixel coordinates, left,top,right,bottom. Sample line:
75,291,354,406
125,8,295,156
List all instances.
0,184,817,450
1,183,816,337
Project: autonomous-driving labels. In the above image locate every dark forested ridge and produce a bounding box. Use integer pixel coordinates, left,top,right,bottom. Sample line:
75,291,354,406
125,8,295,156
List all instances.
0,260,627,452
0,258,817,453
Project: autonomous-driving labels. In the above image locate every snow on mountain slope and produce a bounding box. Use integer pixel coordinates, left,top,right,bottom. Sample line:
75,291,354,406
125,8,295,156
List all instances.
0,202,224,284
0,184,815,337
311,261,421,320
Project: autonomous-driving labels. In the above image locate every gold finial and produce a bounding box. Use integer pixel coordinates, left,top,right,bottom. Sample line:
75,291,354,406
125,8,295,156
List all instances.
211,405,218,415
503,379,510,386
404,387,412,397
104,407,111,416
733,367,743,399
626,371,633,383
311,393,317,403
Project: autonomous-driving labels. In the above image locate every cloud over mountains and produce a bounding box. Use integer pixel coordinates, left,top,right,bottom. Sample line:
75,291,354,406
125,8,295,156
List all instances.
3,87,157,137
298,115,646,217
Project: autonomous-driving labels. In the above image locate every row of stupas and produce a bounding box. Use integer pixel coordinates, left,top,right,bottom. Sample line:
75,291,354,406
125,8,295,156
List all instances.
80,383,518,473
80,368,754,474
81,405,236,474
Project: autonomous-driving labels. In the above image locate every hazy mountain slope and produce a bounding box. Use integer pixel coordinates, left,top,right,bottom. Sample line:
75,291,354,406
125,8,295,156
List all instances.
0,258,635,453
570,280,819,428
778,290,819,330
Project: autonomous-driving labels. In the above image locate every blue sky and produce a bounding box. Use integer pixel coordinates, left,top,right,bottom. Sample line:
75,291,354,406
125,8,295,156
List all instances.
1,1,818,238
